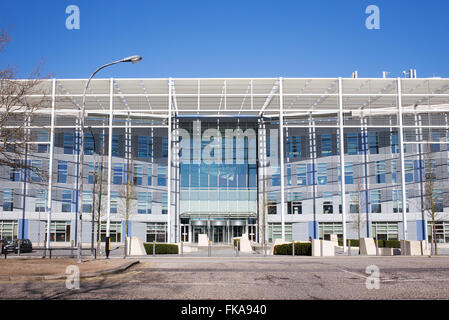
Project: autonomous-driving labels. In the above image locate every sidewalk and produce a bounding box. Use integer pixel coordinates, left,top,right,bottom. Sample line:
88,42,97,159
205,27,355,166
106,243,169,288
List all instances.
0,258,139,282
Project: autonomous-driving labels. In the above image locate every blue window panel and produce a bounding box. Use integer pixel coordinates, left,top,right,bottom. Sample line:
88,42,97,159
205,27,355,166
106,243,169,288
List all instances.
321,134,332,156
346,133,358,155
227,165,237,188
31,160,42,182
345,163,354,184
286,136,301,158
218,164,228,187
110,191,118,214
390,132,399,154
61,191,72,212
84,133,95,155
180,164,189,188
271,166,281,186
405,160,414,183
431,132,440,152
375,161,386,184
3,189,13,211
58,161,68,183
157,166,167,187
238,164,247,188
137,136,153,157
112,135,120,156
296,164,307,186
162,137,168,158
200,163,209,188
248,164,257,188
368,132,379,154
63,132,74,155
286,165,292,186
37,131,49,153
209,164,218,188
113,164,123,185
317,163,327,185
162,193,168,214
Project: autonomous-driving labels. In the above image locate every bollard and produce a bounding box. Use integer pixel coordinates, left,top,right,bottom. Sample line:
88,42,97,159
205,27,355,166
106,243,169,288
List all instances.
180,241,183,256
348,239,351,256
375,240,379,256
292,241,295,256
153,241,156,256
208,241,211,257
264,241,267,256
17,240,20,256
320,240,323,257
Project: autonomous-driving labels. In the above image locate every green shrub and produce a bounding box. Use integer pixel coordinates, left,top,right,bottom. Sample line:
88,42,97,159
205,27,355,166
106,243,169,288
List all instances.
338,239,359,247
273,242,311,256
376,240,400,248
144,243,179,255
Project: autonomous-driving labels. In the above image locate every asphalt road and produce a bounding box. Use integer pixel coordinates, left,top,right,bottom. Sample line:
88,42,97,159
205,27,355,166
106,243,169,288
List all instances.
1,255,449,300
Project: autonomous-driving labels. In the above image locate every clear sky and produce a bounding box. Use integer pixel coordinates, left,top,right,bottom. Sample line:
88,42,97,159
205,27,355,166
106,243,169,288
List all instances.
1,0,449,79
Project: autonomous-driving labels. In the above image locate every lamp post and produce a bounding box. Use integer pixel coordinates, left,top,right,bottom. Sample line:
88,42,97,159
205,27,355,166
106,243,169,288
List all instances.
77,56,142,263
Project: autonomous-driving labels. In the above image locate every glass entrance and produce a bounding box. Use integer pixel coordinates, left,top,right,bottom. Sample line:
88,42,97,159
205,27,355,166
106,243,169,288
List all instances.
181,225,189,242
193,226,207,243
212,226,226,243
232,226,244,238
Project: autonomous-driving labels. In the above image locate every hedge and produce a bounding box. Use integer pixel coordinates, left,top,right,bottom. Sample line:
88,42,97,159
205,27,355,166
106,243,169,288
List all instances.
273,243,311,256
338,239,360,247
144,243,179,255
376,240,401,248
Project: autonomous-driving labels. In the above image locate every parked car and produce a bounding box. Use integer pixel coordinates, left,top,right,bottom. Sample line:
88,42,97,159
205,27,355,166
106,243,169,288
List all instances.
4,239,33,253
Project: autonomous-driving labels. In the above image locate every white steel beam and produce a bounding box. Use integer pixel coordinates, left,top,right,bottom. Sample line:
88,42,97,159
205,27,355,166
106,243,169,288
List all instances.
279,77,285,240
338,77,347,252
46,79,56,250
106,78,114,238
397,78,408,242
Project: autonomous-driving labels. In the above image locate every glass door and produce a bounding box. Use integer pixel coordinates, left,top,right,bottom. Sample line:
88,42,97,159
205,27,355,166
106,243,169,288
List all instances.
213,226,226,243
181,225,189,242
193,226,207,243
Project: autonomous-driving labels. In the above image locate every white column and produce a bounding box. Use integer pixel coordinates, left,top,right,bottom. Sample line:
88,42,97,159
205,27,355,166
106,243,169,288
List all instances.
106,78,113,237
167,78,172,243
279,77,285,240
397,78,408,241
338,77,347,252
46,79,56,249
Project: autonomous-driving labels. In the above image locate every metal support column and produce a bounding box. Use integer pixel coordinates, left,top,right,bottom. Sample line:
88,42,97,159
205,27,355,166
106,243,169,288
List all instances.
338,78,347,252
46,79,56,250
167,78,172,243
397,78,408,241
106,78,113,238
279,77,285,240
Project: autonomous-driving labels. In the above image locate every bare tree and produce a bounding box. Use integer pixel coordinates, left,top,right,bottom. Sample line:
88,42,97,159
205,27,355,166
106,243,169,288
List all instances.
422,143,443,256
350,177,366,242
0,28,50,178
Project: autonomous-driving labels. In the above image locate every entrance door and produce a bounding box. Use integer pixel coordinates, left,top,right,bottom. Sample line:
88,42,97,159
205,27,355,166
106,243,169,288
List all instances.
232,226,244,238
213,226,225,243
248,225,257,241
193,226,207,243
181,225,189,242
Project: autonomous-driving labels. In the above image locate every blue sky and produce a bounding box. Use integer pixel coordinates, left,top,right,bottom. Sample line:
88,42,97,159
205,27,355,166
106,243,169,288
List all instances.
1,0,449,79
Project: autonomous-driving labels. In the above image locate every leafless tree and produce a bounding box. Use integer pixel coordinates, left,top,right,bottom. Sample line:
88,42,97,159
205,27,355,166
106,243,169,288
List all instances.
422,143,443,256
0,28,51,179
350,177,366,242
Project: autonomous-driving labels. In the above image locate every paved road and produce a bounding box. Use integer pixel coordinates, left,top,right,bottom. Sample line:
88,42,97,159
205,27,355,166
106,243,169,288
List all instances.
1,255,449,299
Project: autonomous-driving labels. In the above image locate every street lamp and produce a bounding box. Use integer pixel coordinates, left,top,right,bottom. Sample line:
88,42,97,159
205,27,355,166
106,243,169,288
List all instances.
76,55,142,263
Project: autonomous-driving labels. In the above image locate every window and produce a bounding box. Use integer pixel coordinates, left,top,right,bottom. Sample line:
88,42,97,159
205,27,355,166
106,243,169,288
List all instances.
268,223,292,242
46,221,71,242
319,222,342,240
390,131,399,154
267,193,277,215
392,160,397,184
339,162,354,184
110,191,118,214
162,137,169,158
431,132,440,152
434,189,444,212
85,133,95,155
271,166,280,186
31,160,42,182
427,221,449,243
286,136,301,158
296,164,306,186
349,192,360,213
375,161,386,183
146,222,167,242
368,132,379,154
370,190,382,213
317,163,327,185
10,164,21,182
112,135,120,156
58,161,68,183
37,131,49,153
288,192,302,214
347,133,358,155
63,132,74,154
321,134,332,156
138,136,153,158
162,193,168,214
157,165,167,186
3,189,13,211
0,220,18,241
61,191,72,212
392,189,409,213
100,222,121,242
82,191,93,213
137,192,152,214
372,222,398,240
323,192,333,214
88,162,96,184
113,163,124,185
424,159,436,180
35,190,47,212
286,165,292,186
133,164,143,186
404,160,414,183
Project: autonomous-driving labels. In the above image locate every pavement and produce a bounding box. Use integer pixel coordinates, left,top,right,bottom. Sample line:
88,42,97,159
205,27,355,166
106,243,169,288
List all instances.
1,254,449,299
